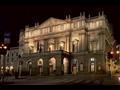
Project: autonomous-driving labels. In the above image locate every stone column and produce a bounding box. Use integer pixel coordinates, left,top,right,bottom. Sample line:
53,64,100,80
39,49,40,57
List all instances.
77,57,80,74
0,55,1,77
66,36,69,52
68,31,72,52
82,33,86,51
43,56,49,76
55,38,59,51
99,31,105,51
68,56,71,74
44,39,48,52
65,36,67,51
79,31,87,52
79,34,82,51
56,55,62,75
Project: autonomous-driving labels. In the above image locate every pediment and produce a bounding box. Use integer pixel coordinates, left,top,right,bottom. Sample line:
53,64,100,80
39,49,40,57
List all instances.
39,17,66,28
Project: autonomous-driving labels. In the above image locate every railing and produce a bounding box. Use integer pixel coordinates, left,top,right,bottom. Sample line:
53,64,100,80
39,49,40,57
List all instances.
21,50,70,58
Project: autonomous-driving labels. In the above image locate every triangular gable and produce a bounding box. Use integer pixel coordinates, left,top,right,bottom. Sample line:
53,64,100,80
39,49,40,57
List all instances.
39,17,66,28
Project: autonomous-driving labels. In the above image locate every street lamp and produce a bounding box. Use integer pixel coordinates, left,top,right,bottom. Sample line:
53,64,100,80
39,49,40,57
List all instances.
118,77,120,83
116,50,120,73
110,51,114,55
116,50,119,60
116,51,120,54
0,43,7,84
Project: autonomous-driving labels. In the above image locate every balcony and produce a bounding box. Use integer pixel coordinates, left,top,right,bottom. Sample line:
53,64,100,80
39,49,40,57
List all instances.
21,50,70,58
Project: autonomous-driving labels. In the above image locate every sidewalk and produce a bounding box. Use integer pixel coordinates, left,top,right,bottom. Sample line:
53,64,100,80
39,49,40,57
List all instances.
102,76,120,85
1,74,120,85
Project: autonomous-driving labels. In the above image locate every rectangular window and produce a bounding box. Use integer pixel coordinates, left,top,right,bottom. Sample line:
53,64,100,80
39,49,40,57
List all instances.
80,64,83,71
37,41,39,52
89,41,98,52
91,63,95,72
16,53,18,56
71,23,74,29
82,21,85,27
72,44,75,52
11,58,13,62
99,20,103,26
96,21,99,27
25,32,29,38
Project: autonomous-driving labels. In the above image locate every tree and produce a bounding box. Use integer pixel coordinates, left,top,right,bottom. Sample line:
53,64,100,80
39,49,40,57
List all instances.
106,59,119,74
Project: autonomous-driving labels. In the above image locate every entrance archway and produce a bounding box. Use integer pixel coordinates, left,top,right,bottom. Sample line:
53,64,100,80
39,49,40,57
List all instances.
26,61,32,76
63,58,69,74
37,59,43,75
72,59,79,75
90,58,96,72
49,57,56,75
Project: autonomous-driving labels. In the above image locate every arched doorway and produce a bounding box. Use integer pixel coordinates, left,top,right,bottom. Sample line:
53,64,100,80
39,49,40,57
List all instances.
90,58,96,72
18,61,23,77
37,59,43,75
63,58,69,74
72,59,79,75
27,61,32,76
10,66,14,75
5,66,9,75
49,57,56,75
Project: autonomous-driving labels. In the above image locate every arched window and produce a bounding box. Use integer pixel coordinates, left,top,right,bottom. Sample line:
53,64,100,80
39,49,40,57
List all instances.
37,59,43,75
26,61,32,73
59,41,65,50
48,44,54,51
37,59,43,66
48,39,55,52
49,57,56,74
72,39,79,53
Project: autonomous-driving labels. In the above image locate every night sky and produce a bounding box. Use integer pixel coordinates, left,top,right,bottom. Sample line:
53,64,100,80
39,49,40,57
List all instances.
0,5,120,47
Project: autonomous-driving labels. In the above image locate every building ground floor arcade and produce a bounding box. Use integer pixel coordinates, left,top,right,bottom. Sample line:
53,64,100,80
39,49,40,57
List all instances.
14,50,106,76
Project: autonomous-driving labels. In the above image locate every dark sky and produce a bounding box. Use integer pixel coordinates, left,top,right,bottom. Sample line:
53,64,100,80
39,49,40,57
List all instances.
0,5,120,47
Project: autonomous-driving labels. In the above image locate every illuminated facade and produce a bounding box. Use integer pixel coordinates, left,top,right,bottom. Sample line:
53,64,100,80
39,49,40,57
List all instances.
0,47,19,75
16,12,114,75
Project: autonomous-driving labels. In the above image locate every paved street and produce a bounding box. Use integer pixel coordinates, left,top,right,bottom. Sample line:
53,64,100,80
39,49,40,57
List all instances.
1,74,120,85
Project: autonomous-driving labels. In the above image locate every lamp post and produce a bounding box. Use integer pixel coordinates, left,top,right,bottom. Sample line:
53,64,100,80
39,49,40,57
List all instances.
116,50,120,73
108,50,119,78
116,50,120,64
108,63,111,78
0,44,7,84
19,61,23,78
19,62,22,78
29,62,32,76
